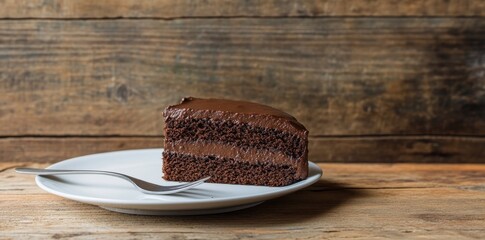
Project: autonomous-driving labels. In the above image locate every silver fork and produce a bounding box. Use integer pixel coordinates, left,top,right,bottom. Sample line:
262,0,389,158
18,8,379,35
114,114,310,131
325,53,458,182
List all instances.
15,168,210,195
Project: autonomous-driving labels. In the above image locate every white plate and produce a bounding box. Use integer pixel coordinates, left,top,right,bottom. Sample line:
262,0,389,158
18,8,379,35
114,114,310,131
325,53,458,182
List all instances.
36,148,323,215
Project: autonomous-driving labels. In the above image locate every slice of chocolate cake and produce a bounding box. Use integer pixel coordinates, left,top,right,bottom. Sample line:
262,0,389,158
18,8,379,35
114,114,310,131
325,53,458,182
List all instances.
162,97,308,186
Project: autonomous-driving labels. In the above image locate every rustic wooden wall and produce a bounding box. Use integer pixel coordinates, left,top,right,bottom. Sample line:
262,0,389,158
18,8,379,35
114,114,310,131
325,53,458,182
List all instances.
1,1,484,163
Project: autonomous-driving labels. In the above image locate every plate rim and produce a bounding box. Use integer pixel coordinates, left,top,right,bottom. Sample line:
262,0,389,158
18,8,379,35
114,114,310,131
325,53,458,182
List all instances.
35,148,323,210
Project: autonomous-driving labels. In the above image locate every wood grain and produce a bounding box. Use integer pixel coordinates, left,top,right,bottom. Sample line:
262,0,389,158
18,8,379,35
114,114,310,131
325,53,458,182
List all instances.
2,162,484,239
1,18,484,137
0,0,484,18
2,136,485,163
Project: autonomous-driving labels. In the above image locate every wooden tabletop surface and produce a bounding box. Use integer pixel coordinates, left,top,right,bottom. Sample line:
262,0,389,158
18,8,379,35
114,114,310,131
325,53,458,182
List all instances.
1,162,484,239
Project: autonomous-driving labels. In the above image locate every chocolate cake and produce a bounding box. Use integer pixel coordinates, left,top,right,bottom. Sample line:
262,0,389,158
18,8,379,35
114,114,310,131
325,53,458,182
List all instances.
162,97,308,186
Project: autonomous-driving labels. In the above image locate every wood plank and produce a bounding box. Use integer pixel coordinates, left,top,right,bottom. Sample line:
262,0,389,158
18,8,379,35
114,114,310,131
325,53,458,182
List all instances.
309,136,485,163
0,137,162,163
0,19,484,136
2,136,485,163
1,163,484,239
0,0,484,18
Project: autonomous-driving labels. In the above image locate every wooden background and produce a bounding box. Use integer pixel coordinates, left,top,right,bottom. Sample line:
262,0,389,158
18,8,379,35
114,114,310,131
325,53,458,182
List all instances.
1,0,485,163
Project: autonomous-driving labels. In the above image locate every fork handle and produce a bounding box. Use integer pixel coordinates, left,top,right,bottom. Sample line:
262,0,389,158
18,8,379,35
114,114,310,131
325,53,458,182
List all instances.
15,168,109,175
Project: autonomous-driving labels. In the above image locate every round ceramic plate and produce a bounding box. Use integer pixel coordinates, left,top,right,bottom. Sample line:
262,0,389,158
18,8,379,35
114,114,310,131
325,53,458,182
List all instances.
36,149,322,215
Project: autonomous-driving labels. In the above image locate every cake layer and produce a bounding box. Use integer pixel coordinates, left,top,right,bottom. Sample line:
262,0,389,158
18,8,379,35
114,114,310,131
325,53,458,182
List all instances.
162,151,301,186
165,97,308,137
164,141,307,179
165,117,306,159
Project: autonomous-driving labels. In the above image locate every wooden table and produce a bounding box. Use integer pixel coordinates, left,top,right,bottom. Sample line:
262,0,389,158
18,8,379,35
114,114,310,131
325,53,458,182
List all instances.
2,162,484,239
